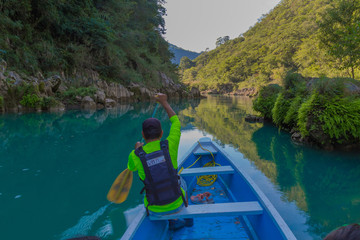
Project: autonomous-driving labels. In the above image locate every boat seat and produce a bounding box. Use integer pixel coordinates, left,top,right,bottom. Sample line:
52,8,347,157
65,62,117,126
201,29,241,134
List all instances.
180,165,235,176
149,201,263,220
193,145,218,156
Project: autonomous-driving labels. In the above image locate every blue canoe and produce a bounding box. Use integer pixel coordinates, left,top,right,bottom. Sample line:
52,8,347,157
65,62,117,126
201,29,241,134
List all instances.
121,137,297,240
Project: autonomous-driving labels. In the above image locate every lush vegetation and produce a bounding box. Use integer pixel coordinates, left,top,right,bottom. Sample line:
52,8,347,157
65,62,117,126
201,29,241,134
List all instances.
254,73,360,147
60,86,97,102
253,84,282,119
319,0,360,79
3,81,63,110
181,0,360,91
20,94,43,108
0,0,176,86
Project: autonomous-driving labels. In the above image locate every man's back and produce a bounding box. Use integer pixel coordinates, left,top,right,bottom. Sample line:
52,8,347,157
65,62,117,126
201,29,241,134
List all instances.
127,94,185,213
127,115,181,180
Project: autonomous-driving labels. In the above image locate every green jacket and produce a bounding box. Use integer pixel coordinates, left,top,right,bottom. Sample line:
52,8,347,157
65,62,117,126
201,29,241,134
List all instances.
127,115,184,212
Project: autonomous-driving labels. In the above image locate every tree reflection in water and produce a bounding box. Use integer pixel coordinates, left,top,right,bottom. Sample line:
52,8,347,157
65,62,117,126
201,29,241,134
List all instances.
178,95,360,238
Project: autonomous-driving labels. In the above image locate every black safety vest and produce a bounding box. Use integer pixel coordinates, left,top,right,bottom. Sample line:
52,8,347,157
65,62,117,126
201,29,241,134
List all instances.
135,140,186,212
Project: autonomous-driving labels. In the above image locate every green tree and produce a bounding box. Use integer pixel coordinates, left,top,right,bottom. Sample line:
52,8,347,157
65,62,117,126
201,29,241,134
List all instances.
179,56,195,70
319,0,360,79
215,36,230,47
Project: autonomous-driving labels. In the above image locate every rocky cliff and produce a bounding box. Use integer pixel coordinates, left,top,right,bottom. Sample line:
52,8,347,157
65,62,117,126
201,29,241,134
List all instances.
0,60,201,113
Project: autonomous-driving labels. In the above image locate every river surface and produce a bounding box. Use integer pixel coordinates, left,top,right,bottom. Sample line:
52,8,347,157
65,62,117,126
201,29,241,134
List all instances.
0,96,359,240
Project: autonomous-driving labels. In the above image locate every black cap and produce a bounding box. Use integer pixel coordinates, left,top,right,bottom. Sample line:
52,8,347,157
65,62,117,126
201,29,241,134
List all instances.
142,118,162,139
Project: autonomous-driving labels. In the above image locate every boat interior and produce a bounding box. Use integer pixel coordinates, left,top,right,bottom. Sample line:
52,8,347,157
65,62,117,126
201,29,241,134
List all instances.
167,142,257,240
125,139,293,240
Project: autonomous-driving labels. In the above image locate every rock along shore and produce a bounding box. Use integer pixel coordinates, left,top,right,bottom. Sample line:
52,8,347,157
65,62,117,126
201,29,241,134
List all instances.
0,60,201,113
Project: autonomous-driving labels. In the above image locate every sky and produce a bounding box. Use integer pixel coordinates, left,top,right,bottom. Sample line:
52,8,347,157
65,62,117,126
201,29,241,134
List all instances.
164,0,281,52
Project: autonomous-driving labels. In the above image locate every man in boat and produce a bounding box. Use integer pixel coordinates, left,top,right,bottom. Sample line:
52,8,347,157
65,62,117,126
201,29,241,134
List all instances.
127,93,192,230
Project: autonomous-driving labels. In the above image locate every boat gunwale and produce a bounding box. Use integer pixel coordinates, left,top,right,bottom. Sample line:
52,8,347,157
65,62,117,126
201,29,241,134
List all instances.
209,139,297,240
120,207,147,240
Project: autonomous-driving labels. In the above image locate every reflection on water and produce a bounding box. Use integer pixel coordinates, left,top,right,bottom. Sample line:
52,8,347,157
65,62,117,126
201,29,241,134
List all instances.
252,124,360,236
179,96,360,239
0,96,359,240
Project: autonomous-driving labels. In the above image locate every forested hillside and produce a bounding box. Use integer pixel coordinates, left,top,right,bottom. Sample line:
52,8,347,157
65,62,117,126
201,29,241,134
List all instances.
0,0,176,85
169,44,200,64
181,0,359,92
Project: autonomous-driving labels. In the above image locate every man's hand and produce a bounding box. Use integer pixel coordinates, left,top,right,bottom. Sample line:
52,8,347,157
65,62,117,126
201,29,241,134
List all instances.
154,93,176,118
155,93,167,105
135,142,144,149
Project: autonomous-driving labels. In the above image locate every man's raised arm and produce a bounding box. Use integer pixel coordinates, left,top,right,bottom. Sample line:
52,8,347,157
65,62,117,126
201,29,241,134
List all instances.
155,93,176,118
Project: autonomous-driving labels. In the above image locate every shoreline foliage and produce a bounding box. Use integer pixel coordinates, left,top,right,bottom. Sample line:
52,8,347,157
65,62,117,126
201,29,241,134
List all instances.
0,0,176,86
5,82,63,110
59,86,97,102
254,72,360,147
253,84,282,119
20,94,43,108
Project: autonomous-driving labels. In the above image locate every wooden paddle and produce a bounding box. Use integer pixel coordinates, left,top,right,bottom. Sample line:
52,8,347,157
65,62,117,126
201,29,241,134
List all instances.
107,168,133,203
107,103,159,204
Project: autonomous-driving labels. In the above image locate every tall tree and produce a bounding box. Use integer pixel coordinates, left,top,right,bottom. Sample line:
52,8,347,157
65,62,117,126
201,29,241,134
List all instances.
215,36,230,47
319,0,360,79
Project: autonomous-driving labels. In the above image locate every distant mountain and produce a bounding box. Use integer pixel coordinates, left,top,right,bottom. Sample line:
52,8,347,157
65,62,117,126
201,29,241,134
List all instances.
169,44,201,64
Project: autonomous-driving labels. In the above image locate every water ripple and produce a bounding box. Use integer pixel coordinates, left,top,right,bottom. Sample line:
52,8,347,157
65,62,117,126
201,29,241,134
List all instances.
60,203,110,240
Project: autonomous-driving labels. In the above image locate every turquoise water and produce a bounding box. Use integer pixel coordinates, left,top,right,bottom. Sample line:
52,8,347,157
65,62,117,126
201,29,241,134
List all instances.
0,96,359,240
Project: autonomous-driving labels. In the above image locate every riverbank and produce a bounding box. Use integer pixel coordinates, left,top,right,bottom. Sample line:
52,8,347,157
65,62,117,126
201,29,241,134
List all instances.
201,86,258,97
252,73,360,151
0,60,201,113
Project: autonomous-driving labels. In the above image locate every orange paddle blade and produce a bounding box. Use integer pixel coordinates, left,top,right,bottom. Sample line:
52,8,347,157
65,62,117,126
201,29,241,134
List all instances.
107,169,133,204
